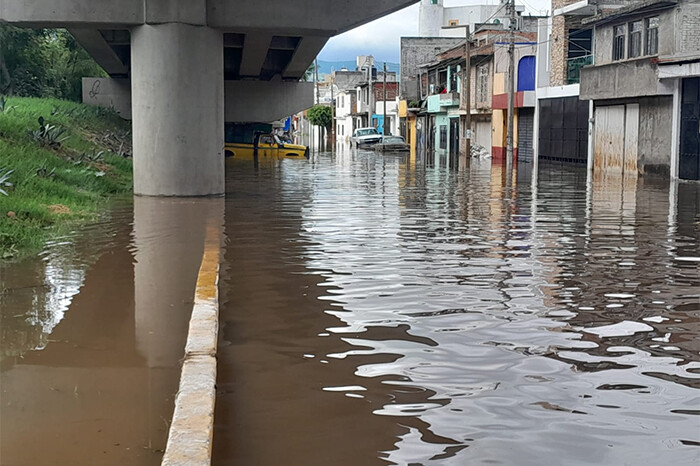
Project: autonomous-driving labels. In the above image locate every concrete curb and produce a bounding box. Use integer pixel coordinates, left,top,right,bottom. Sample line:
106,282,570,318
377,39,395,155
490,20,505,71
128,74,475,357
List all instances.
162,228,220,466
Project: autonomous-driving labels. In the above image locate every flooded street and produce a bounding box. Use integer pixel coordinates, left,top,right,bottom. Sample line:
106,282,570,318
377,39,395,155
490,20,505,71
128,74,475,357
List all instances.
213,150,699,465
0,199,221,465
1,148,699,465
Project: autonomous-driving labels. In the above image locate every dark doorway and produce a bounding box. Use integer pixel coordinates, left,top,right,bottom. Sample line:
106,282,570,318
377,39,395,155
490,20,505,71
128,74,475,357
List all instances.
449,117,459,157
680,77,700,181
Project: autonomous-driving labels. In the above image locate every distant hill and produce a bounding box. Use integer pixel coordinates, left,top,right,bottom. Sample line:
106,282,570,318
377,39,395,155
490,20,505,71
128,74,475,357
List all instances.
317,60,400,76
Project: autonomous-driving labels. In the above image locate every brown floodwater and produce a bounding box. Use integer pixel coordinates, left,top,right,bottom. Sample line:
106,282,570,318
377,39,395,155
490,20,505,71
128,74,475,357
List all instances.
0,197,223,465
1,149,698,466
213,150,700,465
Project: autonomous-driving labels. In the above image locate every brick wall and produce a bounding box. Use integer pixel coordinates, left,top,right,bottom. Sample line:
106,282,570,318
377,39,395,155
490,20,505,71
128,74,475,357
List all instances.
680,4,700,55
372,82,398,101
550,15,567,86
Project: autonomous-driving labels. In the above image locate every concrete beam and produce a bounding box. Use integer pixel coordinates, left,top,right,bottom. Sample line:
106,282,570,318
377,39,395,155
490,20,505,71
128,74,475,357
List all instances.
145,0,206,26
239,33,272,78
207,0,418,34
68,28,128,76
3,0,417,31
282,35,328,79
82,76,312,123
0,0,143,26
224,80,313,122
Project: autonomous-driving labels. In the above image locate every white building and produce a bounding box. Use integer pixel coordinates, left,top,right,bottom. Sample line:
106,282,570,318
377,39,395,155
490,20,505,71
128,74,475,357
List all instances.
335,91,356,143
418,0,524,37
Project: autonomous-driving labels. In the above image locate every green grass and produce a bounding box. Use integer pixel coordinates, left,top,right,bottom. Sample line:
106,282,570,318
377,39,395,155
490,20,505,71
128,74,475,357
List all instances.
0,97,132,260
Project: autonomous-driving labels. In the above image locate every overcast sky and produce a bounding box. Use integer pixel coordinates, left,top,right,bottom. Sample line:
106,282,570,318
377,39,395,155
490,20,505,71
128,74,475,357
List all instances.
318,0,550,63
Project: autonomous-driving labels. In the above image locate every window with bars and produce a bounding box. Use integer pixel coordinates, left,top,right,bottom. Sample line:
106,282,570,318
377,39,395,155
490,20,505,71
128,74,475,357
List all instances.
628,20,642,58
477,65,489,103
613,25,626,60
645,17,659,55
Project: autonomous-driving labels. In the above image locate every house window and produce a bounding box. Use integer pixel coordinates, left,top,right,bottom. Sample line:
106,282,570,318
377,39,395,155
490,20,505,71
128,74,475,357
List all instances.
645,16,659,55
477,64,489,103
628,20,642,58
613,25,626,60
449,20,459,27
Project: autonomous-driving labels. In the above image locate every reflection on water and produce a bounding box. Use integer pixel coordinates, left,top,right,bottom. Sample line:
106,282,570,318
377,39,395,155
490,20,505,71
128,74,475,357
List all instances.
0,198,224,466
214,152,699,465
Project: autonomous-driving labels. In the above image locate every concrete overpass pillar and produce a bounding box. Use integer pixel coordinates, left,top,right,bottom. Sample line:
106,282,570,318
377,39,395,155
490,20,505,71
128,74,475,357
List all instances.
131,23,224,196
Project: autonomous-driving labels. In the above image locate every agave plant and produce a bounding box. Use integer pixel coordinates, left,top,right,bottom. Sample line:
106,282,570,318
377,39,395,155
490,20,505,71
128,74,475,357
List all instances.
28,116,71,148
0,96,17,113
0,168,13,196
35,164,56,179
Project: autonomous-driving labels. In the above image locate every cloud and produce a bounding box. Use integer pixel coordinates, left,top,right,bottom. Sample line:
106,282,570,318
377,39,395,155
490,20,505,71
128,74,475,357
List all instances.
319,0,551,63
319,4,419,63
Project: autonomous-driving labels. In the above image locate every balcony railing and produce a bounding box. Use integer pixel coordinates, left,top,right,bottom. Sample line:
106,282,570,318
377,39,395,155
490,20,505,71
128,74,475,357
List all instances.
566,55,593,85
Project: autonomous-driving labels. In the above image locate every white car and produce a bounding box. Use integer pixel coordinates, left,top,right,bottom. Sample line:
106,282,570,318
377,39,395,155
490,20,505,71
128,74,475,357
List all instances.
350,127,382,148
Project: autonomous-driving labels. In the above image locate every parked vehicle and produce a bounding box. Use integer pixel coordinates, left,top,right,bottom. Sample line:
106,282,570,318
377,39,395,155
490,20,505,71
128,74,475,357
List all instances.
350,127,382,148
374,135,409,153
225,133,308,159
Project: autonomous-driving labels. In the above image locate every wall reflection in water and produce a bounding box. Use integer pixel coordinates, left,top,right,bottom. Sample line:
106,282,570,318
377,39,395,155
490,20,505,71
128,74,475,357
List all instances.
0,196,224,466
215,152,699,466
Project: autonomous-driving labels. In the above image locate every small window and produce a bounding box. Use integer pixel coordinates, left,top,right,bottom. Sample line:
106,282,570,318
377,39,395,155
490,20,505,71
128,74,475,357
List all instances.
477,64,489,103
645,17,659,55
613,25,626,60
449,20,459,27
629,20,642,58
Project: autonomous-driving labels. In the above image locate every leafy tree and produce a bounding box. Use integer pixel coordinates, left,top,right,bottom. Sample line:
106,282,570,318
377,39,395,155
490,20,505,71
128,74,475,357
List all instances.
307,105,332,131
0,24,106,100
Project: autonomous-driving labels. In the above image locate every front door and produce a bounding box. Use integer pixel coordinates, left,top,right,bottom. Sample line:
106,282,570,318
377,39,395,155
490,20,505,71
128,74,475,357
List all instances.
680,77,700,180
449,117,459,158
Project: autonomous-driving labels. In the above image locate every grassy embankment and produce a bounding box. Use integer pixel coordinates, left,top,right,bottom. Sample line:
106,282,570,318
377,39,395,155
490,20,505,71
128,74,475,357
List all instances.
0,97,132,260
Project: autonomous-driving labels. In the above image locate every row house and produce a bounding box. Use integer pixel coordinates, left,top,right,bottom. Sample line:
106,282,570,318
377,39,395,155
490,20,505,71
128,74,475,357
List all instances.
533,1,634,167
580,0,700,181
412,26,537,161
333,56,399,142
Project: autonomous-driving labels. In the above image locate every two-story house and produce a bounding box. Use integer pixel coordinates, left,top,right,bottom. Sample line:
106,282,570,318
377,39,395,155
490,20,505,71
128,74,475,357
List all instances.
417,26,537,162
580,0,700,180
534,1,638,169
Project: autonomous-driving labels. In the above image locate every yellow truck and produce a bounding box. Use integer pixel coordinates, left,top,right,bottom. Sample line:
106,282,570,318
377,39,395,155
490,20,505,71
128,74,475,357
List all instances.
225,133,308,160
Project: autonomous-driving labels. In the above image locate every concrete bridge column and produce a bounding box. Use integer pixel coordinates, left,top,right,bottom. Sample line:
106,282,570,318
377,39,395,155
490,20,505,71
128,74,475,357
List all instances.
131,23,224,196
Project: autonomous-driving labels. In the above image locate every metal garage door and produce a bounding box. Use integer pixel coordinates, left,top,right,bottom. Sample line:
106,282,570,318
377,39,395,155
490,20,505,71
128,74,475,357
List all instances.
518,108,534,162
538,97,589,163
593,104,638,177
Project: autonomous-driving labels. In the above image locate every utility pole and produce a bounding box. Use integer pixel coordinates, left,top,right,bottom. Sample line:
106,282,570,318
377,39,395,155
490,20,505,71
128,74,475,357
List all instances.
506,0,516,165
463,25,472,161
330,67,335,147
368,57,373,129
383,62,387,136
314,58,320,150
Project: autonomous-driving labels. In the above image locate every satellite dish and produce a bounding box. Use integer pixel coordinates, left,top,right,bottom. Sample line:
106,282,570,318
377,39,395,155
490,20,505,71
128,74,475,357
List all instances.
493,19,500,24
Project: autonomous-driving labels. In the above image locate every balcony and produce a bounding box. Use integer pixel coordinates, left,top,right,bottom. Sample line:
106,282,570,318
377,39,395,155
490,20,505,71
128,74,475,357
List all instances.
439,91,460,107
566,55,593,84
